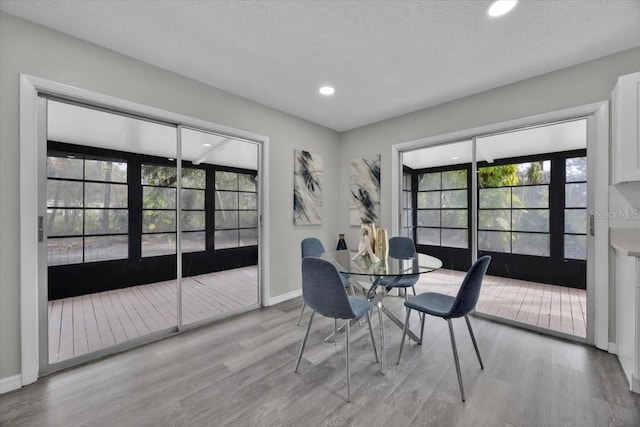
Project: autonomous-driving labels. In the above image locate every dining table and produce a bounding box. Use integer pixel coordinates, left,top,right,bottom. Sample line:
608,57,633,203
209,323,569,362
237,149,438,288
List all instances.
322,249,443,373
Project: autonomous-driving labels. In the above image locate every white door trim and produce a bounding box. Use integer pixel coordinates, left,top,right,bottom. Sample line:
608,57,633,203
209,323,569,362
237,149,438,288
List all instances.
391,101,609,348
19,74,270,386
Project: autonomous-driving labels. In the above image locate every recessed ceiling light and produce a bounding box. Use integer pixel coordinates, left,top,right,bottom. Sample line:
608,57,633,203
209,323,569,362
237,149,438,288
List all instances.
168,158,174,161
203,143,212,147
451,156,459,160
488,0,518,17
319,86,335,96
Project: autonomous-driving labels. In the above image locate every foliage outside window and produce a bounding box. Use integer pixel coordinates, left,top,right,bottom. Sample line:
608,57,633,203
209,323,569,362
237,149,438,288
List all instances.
416,169,468,249
564,157,587,260
478,161,551,256
47,152,128,265
141,164,206,257
214,171,258,249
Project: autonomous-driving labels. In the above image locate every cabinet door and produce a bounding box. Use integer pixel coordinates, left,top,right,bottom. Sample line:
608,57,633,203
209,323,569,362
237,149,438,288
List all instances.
612,72,640,184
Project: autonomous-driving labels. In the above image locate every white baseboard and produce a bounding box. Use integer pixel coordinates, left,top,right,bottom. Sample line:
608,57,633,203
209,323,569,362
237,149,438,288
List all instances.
632,375,640,394
0,374,22,394
608,342,618,354
267,289,301,306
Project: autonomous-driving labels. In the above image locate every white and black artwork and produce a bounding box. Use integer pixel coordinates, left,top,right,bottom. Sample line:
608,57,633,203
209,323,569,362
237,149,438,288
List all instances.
350,154,381,225
293,150,323,225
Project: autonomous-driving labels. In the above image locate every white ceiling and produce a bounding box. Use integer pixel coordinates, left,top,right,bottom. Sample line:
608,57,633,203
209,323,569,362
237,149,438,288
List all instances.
403,118,586,169
2,1,639,131
48,101,258,170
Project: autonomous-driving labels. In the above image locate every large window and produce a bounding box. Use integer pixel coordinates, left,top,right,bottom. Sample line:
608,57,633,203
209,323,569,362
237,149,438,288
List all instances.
47,152,128,265
564,157,587,260
48,145,259,266
141,164,206,257
214,171,258,249
478,161,551,256
416,169,468,248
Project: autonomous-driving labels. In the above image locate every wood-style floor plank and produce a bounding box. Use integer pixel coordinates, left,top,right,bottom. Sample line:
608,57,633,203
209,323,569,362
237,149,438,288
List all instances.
415,270,587,338
48,266,258,363
89,293,116,349
3,297,638,427
80,294,102,354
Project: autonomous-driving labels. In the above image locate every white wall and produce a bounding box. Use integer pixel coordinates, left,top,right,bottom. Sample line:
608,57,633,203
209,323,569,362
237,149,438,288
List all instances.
338,47,640,245
0,12,340,380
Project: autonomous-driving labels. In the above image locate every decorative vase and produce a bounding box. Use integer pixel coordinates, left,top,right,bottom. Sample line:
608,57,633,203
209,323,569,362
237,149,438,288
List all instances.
376,228,388,260
336,234,348,250
352,221,380,262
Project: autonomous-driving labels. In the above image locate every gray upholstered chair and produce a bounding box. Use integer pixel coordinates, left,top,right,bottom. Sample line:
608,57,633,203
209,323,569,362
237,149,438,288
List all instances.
294,257,378,402
378,237,419,296
296,237,353,326
397,255,491,401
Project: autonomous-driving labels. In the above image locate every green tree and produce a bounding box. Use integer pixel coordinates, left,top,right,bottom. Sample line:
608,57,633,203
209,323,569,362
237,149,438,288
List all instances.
479,164,519,188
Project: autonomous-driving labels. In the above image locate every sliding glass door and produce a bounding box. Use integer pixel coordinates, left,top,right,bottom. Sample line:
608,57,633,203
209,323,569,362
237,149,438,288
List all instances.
400,119,588,339
179,128,260,327
43,98,261,372
45,100,178,366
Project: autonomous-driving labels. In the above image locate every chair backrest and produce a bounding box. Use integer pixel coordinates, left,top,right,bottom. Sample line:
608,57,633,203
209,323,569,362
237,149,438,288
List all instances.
301,257,355,320
388,236,416,259
448,256,491,318
301,237,325,259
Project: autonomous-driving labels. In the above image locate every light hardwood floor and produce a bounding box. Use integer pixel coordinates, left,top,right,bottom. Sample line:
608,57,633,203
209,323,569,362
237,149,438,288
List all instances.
1,296,637,426
48,266,258,363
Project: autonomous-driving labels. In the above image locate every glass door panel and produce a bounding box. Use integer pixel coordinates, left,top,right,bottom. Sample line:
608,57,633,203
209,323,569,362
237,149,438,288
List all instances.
402,140,473,272
474,119,587,338
179,128,260,326
46,99,178,365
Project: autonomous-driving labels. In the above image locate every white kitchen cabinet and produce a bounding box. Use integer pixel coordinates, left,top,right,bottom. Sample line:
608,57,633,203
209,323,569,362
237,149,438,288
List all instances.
611,228,640,393
611,71,640,184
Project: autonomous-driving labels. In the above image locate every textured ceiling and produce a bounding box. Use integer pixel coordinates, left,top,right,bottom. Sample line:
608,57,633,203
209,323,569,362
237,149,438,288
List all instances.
2,0,639,131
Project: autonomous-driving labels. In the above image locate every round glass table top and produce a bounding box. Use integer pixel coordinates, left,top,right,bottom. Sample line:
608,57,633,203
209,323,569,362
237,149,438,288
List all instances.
322,250,442,277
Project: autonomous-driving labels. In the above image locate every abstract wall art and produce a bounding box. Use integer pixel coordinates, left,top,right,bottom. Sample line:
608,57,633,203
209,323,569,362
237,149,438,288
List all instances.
350,154,381,225
293,150,323,225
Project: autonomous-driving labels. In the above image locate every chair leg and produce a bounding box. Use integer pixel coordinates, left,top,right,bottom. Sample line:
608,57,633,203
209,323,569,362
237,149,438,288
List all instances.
350,286,362,327
419,311,426,345
345,318,351,402
334,319,338,346
365,312,379,363
377,302,386,374
296,301,306,326
411,286,423,326
446,319,465,402
396,308,411,364
295,311,315,372
404,291,410,327
465,315,484,369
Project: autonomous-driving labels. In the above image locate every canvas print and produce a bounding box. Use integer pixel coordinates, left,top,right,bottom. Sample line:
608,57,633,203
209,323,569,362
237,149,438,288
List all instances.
293,150,323,225
350,154,381,225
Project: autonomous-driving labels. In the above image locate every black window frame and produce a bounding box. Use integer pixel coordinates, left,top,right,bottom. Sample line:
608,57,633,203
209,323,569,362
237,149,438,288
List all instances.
47,141,258,300
405,149,587,288
46,149,129,266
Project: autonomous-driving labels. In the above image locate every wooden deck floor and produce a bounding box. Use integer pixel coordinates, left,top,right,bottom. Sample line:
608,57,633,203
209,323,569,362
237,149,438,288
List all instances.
413,269,587,338
48,266,258,363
